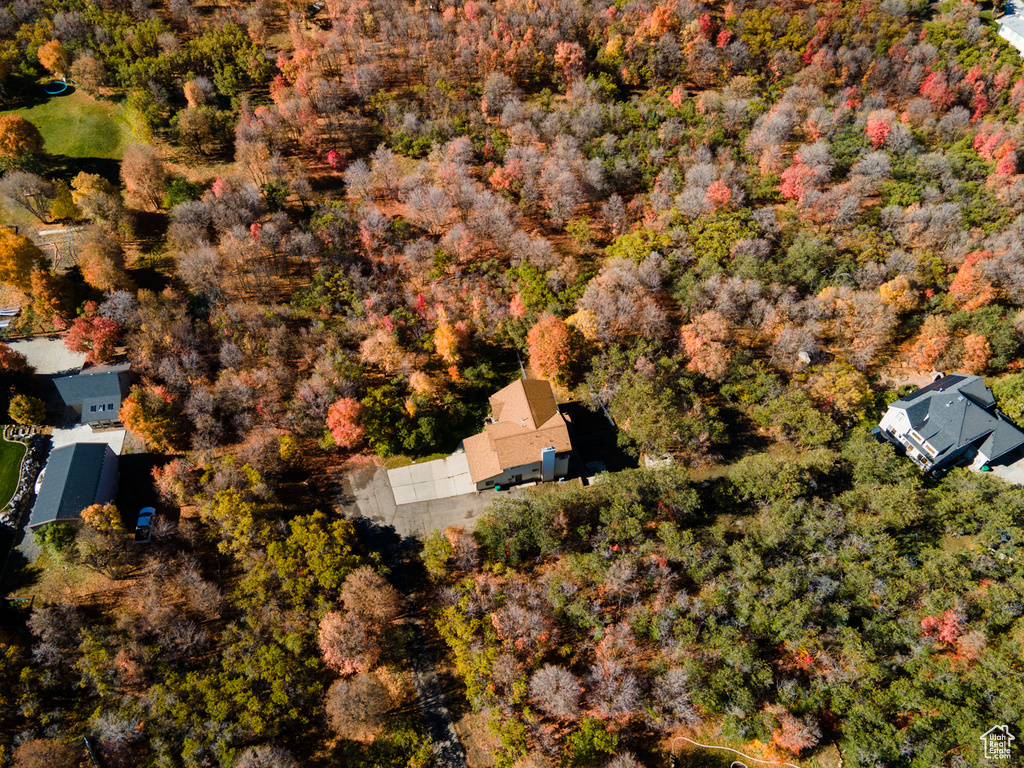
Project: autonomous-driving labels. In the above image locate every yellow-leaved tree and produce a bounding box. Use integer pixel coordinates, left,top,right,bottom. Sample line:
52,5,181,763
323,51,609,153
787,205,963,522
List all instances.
0,229,44,290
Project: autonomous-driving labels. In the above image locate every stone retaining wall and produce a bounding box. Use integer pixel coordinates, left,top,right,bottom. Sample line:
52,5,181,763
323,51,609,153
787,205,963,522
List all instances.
1,435,49,529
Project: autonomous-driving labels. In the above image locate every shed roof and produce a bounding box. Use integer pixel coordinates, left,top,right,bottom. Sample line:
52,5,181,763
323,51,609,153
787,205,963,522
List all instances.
29,443,117,528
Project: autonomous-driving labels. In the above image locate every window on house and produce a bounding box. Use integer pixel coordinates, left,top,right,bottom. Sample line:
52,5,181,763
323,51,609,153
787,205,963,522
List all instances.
923,442,938,457
97,404,105,412
108,403,114,410
909,429,924,443
90,405,97,412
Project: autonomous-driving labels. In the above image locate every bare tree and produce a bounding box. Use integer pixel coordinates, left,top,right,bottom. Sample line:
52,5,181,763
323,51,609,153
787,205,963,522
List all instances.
529,664,581,720
405,185,453,235
607,753,643,768
587,661,643,719
233,745,300,768
0,171,54,222
326,671,395,740
27,604,83,666
370,145,402,199
121,144,167,210
652,667,701,728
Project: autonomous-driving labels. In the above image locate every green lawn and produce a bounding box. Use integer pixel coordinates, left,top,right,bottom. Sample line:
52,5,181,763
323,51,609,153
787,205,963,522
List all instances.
10,90,126,159
0,437,26,509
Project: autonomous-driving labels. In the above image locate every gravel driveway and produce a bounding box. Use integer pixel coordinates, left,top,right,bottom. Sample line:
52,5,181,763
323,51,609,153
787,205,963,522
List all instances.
5,337,85,375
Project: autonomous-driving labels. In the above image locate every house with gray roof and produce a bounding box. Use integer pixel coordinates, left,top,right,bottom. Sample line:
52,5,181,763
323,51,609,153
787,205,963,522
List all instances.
29,443,118,529
999,0,1024,57
53,364,131,429
879,374,1024,475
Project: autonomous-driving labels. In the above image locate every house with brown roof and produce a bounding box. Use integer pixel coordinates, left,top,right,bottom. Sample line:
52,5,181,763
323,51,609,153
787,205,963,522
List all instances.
463,379,573,491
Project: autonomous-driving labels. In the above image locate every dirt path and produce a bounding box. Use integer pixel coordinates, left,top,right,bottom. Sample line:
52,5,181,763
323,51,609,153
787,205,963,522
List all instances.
367,529,470,768
406,613,470,768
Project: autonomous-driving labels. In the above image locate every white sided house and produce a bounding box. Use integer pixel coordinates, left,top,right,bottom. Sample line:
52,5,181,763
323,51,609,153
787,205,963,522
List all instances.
463,379,573,491
879,374,1024,475
999,0,1024,56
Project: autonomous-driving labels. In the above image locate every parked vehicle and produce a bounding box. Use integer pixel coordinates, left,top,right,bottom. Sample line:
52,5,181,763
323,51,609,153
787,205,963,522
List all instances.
135,507,156,543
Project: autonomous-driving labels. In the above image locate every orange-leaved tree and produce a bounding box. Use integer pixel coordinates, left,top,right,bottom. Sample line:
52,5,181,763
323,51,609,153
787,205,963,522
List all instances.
947,251,996,311
905,315,951,371
120,385,181,451
527,314,581,386
961,333,992,375
36,40,69,78
327,398,365,449
680,311,732,381
80,503,122,532
0,115,43,157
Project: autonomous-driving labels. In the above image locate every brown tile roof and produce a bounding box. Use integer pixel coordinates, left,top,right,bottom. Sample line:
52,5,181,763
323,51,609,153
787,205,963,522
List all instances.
464,431,503,485
464,379,572,484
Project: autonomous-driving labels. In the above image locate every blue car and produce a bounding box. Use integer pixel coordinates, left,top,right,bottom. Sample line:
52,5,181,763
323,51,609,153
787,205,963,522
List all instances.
135,507,156,543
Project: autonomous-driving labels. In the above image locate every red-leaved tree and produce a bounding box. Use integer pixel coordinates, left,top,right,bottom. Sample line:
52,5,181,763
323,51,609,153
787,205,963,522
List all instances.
64,302,121,363
327,398,365,449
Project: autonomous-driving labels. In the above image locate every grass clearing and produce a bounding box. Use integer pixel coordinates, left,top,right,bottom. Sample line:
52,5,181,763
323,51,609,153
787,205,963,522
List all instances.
9,90,127,159
383,452,451,469
0,437,26,509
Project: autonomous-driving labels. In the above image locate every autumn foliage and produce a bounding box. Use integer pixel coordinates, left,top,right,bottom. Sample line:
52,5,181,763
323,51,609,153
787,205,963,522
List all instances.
318,610,380,675
64,303,122,363
36,39,68,76
527,314,578,386
0,115,43,157
679,311,731,381
80,503,122,532
0,229,44,290
119,385,180,451
961,334,992,375
947,251,996,311
326,398,365,449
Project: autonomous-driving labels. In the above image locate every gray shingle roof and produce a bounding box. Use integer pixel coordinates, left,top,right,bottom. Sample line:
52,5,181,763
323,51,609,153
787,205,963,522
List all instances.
54,371,123,404
890,374,1024,467
53,370,128,423
29,443,117,528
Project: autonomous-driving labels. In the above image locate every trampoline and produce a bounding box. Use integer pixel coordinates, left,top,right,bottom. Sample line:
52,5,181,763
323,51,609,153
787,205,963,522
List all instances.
44,79,68,95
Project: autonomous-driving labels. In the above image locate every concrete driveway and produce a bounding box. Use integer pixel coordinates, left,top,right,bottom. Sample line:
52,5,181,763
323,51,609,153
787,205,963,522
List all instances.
387,453,476,504
343,459,520,539
974,453,1024,486
50,423,126,455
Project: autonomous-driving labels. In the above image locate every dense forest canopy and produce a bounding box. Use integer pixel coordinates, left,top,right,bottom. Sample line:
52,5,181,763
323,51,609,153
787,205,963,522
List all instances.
1,0,1024,766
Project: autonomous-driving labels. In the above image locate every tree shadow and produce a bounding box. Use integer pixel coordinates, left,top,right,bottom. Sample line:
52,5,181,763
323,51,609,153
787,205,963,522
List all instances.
115,454,175,526
0,543,40,596
560,401,638,475
1,86,53,110
713,406,771,463
44,155,121,186
128,264,171,293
